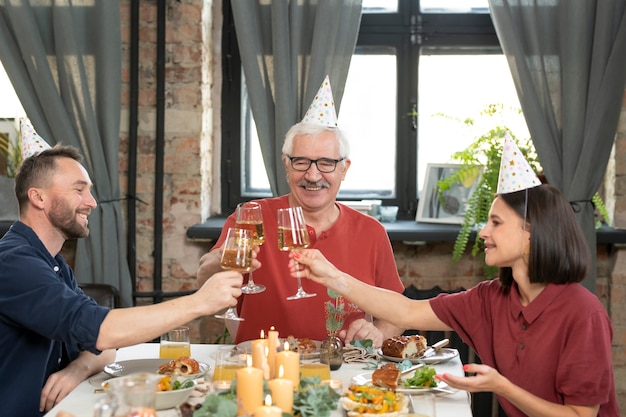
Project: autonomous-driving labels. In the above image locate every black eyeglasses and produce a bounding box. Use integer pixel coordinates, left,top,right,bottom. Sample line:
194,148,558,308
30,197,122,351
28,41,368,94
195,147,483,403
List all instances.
288,156,345,173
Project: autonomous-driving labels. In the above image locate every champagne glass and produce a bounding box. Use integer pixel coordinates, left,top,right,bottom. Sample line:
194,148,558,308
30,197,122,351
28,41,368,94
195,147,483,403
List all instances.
277,206,316,300
215,227,253,321
235,202,266,294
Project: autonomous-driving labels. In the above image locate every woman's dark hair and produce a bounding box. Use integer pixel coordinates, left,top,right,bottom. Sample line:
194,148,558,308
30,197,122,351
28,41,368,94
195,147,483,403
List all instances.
497,184,589,286
14,144,83,212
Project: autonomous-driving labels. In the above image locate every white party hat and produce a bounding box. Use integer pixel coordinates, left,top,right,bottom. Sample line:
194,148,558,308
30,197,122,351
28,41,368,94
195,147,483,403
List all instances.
20,118,51,159
497,133,541,194
302,75,338,127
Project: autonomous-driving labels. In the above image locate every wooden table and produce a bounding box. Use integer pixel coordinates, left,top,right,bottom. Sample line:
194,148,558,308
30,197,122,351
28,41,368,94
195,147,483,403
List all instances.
46,343,472,417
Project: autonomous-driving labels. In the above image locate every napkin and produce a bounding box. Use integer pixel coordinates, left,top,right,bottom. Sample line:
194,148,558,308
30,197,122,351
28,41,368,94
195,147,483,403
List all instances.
342,345,378,364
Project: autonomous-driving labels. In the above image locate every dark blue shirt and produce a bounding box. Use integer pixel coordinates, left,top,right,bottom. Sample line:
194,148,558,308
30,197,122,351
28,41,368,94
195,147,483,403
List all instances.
0,221,110,417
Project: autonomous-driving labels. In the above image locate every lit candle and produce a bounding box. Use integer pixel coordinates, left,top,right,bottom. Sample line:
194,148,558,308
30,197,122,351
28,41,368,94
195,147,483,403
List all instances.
268,365,294,413
275,341,299,388
251,339,266,370
253,394,282,417
236,357,264,416
267,326,279,379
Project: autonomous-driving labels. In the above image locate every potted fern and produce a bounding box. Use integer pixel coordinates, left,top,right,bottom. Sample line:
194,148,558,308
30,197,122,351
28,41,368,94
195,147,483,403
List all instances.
435,105,609,277
0,119,21,220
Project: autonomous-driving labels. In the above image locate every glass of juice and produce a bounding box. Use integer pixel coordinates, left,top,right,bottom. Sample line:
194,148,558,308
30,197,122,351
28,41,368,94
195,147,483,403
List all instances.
299,362,331,381
212,347,246,390
159,326,191,359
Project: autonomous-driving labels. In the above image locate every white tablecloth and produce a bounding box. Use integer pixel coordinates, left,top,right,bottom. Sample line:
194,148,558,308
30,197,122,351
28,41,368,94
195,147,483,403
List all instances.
45,343,472,417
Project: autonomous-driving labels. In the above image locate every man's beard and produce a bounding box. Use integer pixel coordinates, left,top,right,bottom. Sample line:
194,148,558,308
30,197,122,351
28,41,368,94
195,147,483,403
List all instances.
49,197,90,239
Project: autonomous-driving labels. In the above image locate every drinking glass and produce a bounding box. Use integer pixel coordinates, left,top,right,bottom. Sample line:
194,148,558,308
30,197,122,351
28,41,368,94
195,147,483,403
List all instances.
159,326,191,359
215,227,253,321
277,206,316,300
235,202,266,294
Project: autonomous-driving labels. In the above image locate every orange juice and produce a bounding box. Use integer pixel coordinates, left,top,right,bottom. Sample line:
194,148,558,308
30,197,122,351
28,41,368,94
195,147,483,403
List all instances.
299,363,331,380
213,363,246,381
159,342,191,359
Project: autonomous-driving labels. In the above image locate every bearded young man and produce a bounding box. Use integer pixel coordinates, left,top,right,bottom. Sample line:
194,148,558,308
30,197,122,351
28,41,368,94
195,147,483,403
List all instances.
0,143,243,417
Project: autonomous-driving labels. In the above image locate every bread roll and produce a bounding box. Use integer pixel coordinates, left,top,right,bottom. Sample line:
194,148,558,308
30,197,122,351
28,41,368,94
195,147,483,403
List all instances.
381,335,427,359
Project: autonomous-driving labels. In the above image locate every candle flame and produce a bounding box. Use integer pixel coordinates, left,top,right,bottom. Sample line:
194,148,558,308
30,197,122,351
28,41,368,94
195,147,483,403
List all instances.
283,341,289,351
278,365,284,378
270,325,275,331
260,329,265,339
264,394,272,406
246,354,252,367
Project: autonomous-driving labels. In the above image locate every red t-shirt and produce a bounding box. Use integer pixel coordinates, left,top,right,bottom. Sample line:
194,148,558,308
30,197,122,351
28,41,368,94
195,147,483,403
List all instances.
430,279,619,416
212,195,404,343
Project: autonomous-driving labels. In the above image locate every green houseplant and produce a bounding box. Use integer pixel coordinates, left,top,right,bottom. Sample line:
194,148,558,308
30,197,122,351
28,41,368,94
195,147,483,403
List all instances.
0,119,22,220
434,105,610,277
0,118,21,178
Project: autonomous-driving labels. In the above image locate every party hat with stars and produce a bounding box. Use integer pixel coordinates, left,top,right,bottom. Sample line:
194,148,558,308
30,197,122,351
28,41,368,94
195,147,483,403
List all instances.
497,132,541,194
302,75,338,127
20,118,51,160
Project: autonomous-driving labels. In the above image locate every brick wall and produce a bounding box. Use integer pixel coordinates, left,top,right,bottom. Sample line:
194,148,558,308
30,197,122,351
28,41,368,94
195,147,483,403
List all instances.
120,0,625,410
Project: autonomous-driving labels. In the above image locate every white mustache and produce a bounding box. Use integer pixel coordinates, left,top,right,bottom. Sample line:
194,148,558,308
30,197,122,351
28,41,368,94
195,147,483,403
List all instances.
297,180,330,189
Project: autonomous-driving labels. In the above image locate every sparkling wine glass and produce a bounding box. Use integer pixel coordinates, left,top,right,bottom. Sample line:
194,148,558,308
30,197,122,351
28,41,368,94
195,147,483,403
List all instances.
235,202,266,294
215,227,253,321
277,206,316,300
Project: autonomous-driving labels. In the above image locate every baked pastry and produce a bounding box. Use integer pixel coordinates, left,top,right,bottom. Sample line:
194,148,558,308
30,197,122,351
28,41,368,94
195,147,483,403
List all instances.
372,363,401,390
286,336,317,354
381,335,427,359
157,357,200,376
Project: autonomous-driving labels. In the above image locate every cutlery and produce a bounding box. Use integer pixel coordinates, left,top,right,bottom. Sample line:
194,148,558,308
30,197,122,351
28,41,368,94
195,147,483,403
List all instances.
421,338,449,359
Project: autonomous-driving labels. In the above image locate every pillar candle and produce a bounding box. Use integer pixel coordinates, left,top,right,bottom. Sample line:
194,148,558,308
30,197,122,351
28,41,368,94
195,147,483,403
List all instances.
267,326,279,379
253,395,282,417
236,366,263,416
268,366,294,413
275,342,299,388
251,339,266,370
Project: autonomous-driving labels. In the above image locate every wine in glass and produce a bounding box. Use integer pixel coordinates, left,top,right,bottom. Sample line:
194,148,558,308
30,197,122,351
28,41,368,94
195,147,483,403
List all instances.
235,202,266,294
215,227,253,321
277,206,316,300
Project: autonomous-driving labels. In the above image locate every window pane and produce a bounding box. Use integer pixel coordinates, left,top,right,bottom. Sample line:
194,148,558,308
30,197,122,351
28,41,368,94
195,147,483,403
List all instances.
0,62,25,118
362,0,398,13
241,53,398,199
339,53,397,198
241,80,271,196
417,54,528,194
420,0,490,13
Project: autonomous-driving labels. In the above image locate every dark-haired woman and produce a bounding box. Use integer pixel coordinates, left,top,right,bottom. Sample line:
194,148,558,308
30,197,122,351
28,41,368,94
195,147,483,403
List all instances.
289,184,618,417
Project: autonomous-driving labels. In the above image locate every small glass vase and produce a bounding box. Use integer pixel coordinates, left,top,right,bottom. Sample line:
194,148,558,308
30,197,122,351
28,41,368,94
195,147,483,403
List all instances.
320,333,343,370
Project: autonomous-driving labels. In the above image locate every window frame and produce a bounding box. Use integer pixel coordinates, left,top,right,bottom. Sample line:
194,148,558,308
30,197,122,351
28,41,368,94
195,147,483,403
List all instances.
220,0,501,218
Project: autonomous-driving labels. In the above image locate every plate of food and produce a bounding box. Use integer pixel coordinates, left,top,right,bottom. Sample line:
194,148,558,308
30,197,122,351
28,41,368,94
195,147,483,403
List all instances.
340,384,408,416
378,335,458,364
236,336,321,359
103,375,196,410
352,363,452,395
104,357,209,379
378,348,459,364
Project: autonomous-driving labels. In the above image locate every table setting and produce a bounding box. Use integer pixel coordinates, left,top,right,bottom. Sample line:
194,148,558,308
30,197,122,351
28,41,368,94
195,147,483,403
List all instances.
46,332,472,417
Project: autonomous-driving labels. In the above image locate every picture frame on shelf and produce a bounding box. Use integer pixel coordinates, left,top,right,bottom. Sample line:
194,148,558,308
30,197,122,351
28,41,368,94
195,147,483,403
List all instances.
416,163,482,225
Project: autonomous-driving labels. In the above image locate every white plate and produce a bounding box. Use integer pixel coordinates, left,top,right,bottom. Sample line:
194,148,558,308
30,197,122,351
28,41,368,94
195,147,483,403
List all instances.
103,358,209,379
236,338,322,359
352,371,450,394
377,347,459,364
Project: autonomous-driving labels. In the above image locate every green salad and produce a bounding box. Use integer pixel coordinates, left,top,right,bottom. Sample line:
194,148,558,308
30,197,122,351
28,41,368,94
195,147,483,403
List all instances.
402,365,438,388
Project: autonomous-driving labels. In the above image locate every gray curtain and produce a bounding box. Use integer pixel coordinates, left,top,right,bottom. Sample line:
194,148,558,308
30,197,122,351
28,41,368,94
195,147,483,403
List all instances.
0,1,132,306
231,0,362,196
489,0,626,291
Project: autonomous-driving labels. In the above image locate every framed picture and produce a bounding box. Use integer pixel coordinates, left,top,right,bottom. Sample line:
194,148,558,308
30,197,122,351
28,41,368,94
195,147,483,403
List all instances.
416,163,483,224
